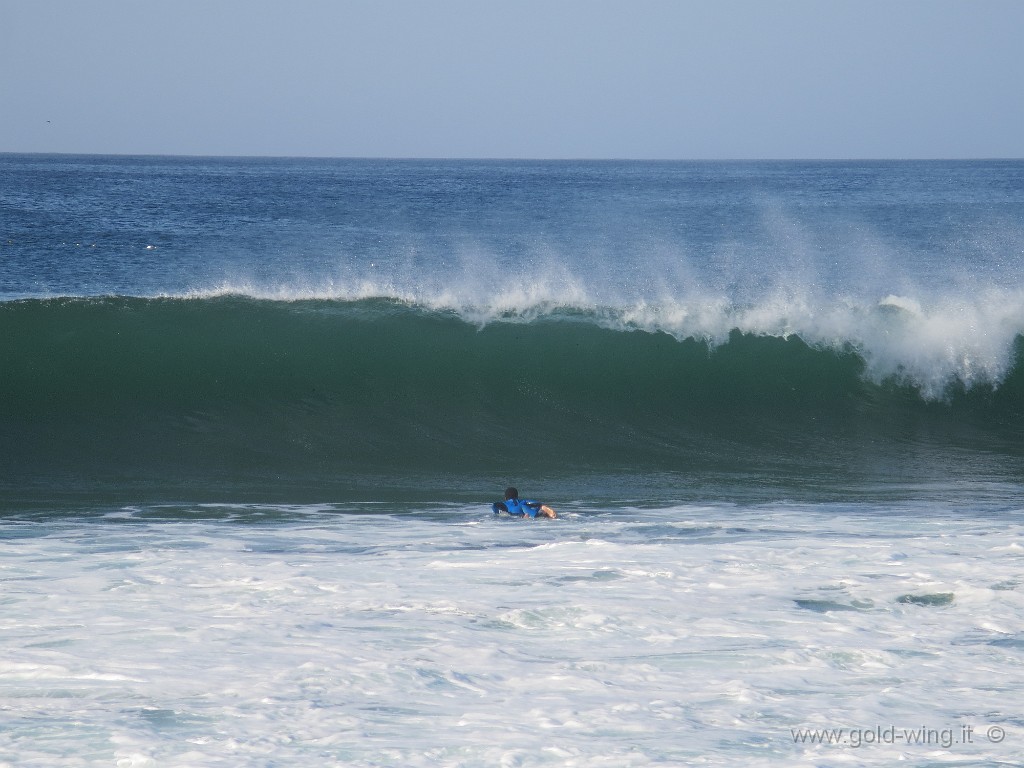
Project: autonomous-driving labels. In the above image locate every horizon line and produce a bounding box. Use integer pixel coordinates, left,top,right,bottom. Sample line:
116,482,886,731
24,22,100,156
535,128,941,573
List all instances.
2,150,1022,163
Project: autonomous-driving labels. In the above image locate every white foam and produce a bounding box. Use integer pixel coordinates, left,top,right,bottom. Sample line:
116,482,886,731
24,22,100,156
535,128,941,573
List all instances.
1,503,1023,765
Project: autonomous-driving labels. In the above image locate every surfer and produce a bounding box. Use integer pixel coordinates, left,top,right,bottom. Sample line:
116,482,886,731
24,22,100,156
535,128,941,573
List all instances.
492,487,557,519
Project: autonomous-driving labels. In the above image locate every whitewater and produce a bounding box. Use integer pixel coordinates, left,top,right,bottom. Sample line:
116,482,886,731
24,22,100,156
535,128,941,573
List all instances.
4,503,1023,766
1,155,1023,765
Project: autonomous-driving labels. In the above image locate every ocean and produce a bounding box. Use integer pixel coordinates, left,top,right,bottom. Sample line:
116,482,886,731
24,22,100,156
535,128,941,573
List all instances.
1,154,1022,765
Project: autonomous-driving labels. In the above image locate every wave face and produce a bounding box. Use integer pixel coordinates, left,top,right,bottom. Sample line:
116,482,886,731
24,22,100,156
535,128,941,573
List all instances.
3,157,1024,502
2,295,1021,501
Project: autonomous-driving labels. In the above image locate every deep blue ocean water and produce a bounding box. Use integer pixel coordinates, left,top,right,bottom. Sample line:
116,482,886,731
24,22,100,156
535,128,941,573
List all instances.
2,155,1023,504
1,155,1023,765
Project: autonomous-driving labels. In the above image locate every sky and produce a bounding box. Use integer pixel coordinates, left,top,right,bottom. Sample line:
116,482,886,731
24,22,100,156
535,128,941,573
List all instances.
1,0,1022,159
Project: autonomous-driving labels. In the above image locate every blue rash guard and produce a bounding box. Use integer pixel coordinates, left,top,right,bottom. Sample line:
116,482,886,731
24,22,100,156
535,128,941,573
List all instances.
492,497,543,518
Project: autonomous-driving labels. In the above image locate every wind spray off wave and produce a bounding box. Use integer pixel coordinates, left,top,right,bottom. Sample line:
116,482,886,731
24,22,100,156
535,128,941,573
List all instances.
160,264,1024,399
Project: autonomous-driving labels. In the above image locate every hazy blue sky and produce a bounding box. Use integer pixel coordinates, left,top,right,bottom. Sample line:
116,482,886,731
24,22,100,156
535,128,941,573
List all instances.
2,0,1021,158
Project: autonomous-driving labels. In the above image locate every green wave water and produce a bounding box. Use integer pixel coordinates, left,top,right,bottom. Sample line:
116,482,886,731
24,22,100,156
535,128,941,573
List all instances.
2,296,1022,504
